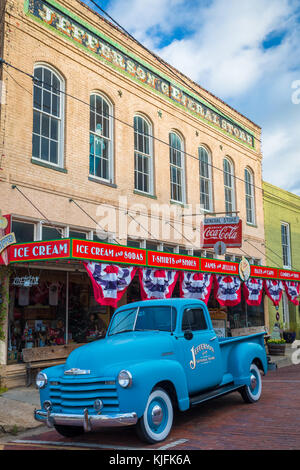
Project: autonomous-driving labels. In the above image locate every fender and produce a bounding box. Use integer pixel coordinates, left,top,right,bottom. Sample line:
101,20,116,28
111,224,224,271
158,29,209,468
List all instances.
227,341,268,387
117,359,190,417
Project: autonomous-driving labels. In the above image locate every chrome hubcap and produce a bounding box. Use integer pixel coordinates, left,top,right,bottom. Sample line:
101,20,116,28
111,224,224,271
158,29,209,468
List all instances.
250,374,257,390
151,405,163,426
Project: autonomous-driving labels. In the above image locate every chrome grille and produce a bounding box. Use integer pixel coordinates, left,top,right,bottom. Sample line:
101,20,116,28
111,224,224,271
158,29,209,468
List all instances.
49,377,119,414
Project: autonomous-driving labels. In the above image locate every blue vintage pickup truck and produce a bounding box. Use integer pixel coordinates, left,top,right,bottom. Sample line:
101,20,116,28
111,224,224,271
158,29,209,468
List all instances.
34,298,268,444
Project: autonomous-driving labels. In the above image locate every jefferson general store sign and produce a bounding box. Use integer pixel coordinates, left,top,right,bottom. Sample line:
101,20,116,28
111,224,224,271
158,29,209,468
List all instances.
8,238,300,281
26,0,254,148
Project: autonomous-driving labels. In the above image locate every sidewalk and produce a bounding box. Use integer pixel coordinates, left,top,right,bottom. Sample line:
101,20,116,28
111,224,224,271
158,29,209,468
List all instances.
0,344,297,438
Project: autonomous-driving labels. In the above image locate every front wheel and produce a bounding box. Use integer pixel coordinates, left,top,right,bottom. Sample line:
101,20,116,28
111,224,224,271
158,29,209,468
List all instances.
240,363,262,403
136,388,173,444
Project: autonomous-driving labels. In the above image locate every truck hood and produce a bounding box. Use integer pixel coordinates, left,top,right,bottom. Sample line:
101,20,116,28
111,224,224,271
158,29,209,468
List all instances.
64,331,175,376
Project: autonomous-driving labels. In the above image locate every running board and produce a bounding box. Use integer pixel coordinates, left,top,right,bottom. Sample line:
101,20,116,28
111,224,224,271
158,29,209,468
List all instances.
190,383,242,406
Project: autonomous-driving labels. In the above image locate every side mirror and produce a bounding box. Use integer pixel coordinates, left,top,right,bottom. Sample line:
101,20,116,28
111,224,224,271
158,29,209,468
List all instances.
184,330,193,340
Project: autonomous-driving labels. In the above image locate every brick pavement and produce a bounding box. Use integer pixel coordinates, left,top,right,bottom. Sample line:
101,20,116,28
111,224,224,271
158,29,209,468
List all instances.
1,364,299,450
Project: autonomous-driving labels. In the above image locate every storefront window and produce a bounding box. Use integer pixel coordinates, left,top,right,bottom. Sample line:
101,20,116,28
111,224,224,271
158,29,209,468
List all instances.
127,239,141,248
226,293,265,330
42,225,63,240
69,230,87,239
93,232,109,243
12,221,35,243
8,268,110,364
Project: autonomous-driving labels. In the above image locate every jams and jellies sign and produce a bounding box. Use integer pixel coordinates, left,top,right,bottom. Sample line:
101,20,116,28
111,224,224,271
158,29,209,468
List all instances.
201,217,242,249
72,239,146,266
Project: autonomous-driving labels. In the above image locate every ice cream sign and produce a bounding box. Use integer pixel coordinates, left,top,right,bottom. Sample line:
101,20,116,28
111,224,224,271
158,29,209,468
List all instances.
9,239,71,262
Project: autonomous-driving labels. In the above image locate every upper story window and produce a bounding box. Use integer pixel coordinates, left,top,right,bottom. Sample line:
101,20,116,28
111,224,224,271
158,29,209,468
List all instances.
199,146,213,212
281,222,291,268
32,65,64,167
223,157,236,215
169,132,185,203
245,167,255,224
134,115,153,194
89,93,113,183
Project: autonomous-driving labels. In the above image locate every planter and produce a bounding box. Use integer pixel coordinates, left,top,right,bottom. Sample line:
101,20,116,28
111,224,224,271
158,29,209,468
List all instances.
267,343,286,356
283,331,296,344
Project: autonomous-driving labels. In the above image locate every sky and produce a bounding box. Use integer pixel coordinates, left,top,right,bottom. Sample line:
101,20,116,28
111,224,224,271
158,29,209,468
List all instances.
83,0,300,196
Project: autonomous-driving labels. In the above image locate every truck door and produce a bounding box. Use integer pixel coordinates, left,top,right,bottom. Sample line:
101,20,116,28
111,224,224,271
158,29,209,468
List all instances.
179,306,223,395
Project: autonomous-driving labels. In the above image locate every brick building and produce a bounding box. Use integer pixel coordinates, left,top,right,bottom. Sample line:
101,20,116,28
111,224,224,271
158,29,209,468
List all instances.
0,0,270,386
263,181,300,339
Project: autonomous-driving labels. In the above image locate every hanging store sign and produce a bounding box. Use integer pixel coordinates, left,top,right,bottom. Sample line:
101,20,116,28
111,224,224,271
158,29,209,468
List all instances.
278,269,300,281
0,232,16,255
0,213,14,266
9,239,71,262
147,251,200,271
200,258,239,275
250,265,277,279
201,217,242,249
26,0,254,149
72,239,146,266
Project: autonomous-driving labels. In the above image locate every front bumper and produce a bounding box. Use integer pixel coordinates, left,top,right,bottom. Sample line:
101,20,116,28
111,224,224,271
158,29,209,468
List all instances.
34,408,138,432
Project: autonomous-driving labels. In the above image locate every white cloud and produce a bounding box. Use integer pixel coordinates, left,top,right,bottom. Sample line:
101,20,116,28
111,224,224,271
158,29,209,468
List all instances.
102,0,300,194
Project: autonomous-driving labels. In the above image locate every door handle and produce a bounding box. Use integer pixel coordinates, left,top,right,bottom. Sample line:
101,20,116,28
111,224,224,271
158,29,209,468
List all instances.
209,336,217,341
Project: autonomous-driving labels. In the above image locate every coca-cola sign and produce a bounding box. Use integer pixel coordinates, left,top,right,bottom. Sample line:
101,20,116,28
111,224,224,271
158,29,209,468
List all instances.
201,217,242,248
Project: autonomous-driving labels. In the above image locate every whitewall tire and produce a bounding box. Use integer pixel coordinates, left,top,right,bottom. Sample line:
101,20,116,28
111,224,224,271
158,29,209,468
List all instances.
136,388,173,444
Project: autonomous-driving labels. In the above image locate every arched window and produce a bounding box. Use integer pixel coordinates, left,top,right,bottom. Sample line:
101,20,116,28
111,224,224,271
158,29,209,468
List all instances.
89,93,113,182
32,65,64,167
134,115,153,194
199,146,213,212
245,167,255,224
223,157,235,214
169,132,185,203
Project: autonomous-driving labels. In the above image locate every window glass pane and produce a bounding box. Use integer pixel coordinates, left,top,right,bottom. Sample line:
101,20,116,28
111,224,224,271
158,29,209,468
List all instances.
12,221,35,243
127,239,141,248
34,67,42,85
50,140,58,164
163,245,174,253
43,68,52,91
32,67,63,166
69,231,87,239
41,114,50,137
42,90,51,114
41,137,49,161
93,232,109,243
146,242,157,251
42,226,62,240
50,118,58,140
199,147,212,211
33,110,40,134
182,308,207,331
32,134,40,158
52,94,59,117
33,86,41,110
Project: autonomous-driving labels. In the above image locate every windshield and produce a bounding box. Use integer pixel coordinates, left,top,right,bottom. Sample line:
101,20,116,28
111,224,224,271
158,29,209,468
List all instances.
108,306,177,336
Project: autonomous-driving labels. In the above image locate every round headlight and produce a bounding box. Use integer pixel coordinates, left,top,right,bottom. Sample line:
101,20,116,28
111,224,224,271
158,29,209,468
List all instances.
118,370,132,388
36,372,48,389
